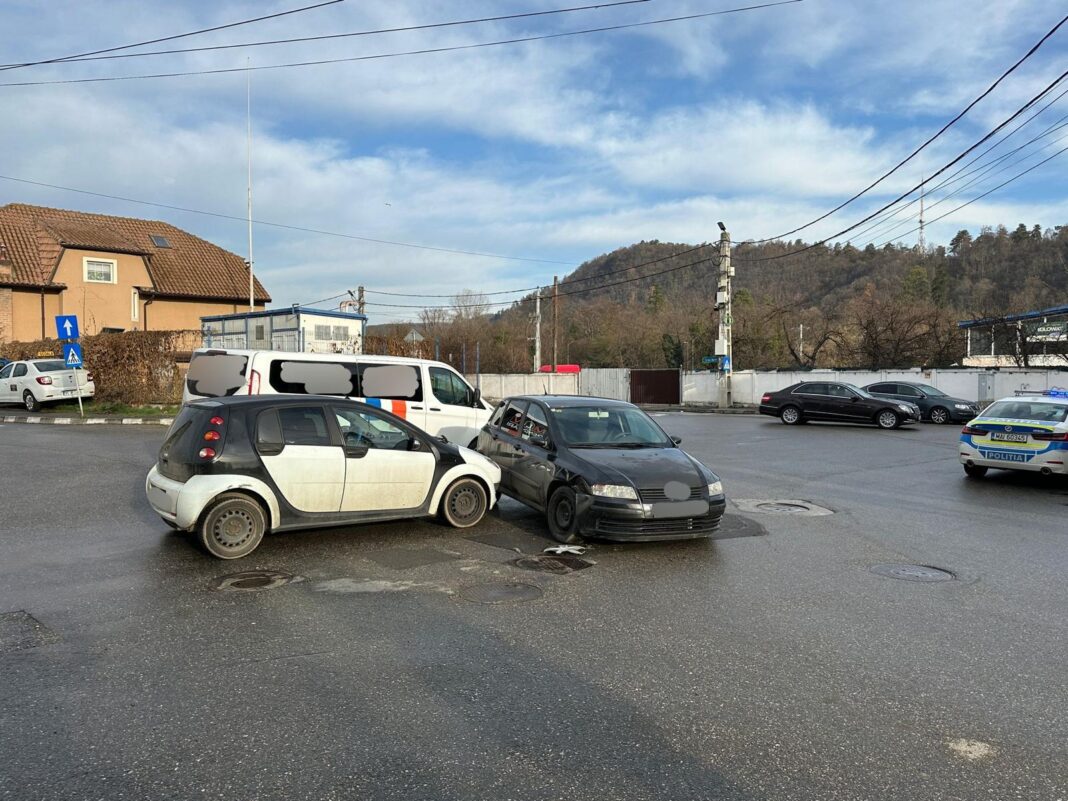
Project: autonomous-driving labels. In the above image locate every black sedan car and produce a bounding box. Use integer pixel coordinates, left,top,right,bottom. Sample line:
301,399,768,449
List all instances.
477,395,726,543
759,381,921,428
861,381,980,424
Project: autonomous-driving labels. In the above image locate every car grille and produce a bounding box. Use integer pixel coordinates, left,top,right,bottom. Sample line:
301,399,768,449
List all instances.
638,485,702,503
595,515,721,537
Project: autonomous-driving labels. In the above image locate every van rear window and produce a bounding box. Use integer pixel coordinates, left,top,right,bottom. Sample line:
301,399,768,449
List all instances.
186,353,248,397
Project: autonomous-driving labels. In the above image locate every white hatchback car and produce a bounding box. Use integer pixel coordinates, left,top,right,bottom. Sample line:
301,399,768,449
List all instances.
0,358,95,411
959,389,1068,478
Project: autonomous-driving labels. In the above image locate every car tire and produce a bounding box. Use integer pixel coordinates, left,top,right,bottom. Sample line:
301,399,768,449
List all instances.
876,409,900,429
441,477,488,528
198,493,267,559
23,390,41,412
546,486,582,544
779,405,802,425
963,464,988,479
928,406,950,424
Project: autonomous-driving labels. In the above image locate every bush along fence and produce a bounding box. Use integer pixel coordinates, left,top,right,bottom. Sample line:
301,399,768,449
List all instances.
1,330,201,405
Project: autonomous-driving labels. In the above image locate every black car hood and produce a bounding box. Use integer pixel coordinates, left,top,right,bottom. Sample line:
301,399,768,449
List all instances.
572,446,708,487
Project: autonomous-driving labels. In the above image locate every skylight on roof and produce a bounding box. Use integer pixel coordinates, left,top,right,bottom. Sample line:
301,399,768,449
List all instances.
150,234,171,248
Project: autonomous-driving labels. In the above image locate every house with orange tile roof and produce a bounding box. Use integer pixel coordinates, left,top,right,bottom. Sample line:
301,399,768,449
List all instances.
0,203,269,343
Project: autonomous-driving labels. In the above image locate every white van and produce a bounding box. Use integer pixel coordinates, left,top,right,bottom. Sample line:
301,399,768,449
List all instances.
184,348,493,448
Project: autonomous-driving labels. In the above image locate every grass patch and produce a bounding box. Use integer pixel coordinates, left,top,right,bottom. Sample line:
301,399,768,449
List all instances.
49,400,181,417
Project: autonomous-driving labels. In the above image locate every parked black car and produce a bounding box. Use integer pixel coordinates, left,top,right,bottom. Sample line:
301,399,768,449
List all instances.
861,381,980,424
759,381,921,429
477,395,726,543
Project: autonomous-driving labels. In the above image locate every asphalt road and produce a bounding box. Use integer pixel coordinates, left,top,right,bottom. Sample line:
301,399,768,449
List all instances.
0,415,1065,801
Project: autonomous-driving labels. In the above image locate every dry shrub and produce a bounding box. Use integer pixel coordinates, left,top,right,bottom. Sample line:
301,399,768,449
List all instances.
1,330,200,404
363,335,433,359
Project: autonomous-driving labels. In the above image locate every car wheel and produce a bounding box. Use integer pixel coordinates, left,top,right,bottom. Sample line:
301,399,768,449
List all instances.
441,477,488,528
779,405,802,425
929,406,950,424
876,410,900,429
23,390,41,412
963,464,988,479
198,493,266,559
546,486,582,544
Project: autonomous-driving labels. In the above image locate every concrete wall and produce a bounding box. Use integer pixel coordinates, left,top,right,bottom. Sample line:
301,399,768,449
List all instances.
687,368,1068,405
468,373,579,400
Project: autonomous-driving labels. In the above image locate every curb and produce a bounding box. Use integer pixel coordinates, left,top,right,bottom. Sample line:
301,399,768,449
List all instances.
641,406,759,415
1,414,173,426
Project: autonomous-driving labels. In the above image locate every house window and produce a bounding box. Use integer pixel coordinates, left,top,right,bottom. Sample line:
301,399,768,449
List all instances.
131,289,139,321
313,324,332,340
84,258,117,284
332,325,348,340
150,235,171,248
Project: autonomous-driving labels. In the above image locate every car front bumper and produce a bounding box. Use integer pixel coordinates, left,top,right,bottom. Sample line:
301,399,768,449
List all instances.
959,443,1068,474
574,493,728,541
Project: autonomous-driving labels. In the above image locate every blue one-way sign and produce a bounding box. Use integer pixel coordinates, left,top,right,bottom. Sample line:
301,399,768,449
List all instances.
63,343,84,368
55,315,79,340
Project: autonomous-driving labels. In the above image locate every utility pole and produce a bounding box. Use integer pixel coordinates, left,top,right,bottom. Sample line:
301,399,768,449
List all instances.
356,285,365,316
918,172,926,253
715,223,732,408
246,60,255,311
799,322,804,366
552,275,559,371
533,290,542,373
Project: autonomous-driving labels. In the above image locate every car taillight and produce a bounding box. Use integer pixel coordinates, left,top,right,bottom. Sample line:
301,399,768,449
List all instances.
761,393,772,403
36,376,53,385
1032,431,1068,441
248,369,261,395
961,425,985,435
199,447,217,459
203,430,221,441
210,415,224,426
86,372,94,382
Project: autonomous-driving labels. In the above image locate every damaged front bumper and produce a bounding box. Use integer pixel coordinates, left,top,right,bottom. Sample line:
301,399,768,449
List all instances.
574,492,727,541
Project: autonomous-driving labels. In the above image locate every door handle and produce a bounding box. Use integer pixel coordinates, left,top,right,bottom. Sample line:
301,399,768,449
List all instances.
410,405,424,410
429,407,441,412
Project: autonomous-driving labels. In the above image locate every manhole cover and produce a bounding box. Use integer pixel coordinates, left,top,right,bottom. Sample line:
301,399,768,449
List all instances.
755,502,810,514
513,555,593,574
870,564,955,582
215,570,296,592
458,582,543,604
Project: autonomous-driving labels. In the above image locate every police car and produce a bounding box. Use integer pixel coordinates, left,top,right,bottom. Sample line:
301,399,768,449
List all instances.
958,389,1068,478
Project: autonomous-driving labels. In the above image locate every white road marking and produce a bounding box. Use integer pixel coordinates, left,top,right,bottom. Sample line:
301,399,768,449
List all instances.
945,738,997,762
311,578,447,594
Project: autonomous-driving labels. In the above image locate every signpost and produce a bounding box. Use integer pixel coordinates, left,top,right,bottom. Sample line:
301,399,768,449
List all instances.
54,315,84,418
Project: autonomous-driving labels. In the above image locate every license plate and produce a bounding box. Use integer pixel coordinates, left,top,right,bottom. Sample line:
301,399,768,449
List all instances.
991,432,1028,443
62,390,76,396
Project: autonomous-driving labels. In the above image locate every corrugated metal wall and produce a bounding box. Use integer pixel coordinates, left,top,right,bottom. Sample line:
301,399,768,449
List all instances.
578,368,631,401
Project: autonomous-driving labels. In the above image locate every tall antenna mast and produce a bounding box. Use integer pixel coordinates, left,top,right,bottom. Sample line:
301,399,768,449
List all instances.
246,59,255,311
918,172,926,253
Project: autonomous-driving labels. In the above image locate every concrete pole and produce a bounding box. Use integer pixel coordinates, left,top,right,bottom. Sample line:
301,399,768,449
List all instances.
717,226,732,408
357,286,365,316
534,291,541,373
552,276,559,372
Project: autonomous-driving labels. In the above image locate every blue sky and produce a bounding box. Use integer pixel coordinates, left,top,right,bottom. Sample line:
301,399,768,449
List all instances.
1,0,1066,320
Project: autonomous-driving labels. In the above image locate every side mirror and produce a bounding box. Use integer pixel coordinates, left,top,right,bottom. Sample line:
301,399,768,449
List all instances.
436,434,449,445
409,438,425,451
472,388,482,408
670,435,682,445
850,396,860,402
530,433,551,449
345,443,370,459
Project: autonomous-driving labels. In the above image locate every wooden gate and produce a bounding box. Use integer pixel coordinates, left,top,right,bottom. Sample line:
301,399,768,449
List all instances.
629,369,680,405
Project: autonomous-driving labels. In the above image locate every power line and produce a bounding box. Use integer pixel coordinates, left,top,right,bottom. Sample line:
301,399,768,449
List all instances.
0,0,344,73
735,66,1068,266
0,1,804,88
3,0,656,66
0,173,572,264
750,12,1068,244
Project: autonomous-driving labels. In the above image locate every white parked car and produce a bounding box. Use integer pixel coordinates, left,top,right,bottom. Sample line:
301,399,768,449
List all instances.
184,348,493,448
0,358,95,411
959,389,1068,478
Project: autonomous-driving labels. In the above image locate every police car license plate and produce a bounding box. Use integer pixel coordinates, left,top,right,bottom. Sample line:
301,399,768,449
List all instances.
991,432,1027,443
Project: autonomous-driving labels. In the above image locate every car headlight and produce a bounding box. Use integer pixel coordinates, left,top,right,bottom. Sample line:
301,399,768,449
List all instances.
954,403,971,410
898,404,913,412
590,484,638,500
707,480,724,496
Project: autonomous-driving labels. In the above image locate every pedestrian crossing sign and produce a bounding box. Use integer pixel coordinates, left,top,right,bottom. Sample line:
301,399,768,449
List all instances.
63,343,84,368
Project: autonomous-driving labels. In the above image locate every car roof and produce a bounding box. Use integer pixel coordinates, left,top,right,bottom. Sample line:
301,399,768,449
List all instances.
194,348,454,370
988,394,1068,406
188,394,380,409
506,395,636,408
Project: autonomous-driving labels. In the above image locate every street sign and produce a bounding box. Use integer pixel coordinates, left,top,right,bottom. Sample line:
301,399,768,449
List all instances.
721,355,732,372
62,343,84,368
54,315,79,340
701,355,718,365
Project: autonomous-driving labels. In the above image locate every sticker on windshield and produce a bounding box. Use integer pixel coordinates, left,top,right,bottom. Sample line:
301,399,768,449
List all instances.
588,411,609,418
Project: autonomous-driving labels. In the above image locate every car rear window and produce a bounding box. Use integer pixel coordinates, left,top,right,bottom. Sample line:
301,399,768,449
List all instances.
186,353,248,398
983,401,1068,423
157,406,211,481
34,361,67,373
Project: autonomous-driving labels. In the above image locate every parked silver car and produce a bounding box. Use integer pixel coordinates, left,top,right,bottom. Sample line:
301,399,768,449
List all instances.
0,358,95,411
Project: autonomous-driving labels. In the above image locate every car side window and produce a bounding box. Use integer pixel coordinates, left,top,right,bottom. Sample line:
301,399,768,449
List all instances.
359,364,423,402
0,364,12,380
827,384,852,398
429,367,471,407
869,383,891,393
13,363,27,378
796,383,824,395
500,401,527,436
277,407,332,446
256,409,284,452
333,406,413,451
897,385,921,398
521,403,550,447
488,402,506,428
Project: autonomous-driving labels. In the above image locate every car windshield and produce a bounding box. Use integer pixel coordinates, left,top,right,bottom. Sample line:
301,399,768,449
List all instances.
551,405,672,447
916,384,946,396
34,361,67,373
982,401,1068,423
